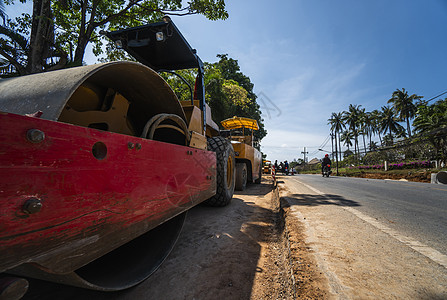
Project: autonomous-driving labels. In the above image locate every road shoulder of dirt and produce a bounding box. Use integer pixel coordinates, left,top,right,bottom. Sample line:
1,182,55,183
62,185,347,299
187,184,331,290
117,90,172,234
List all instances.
275,182,333,299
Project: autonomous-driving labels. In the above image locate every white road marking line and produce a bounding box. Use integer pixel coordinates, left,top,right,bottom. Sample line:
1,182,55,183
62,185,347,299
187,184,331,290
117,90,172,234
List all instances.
293,177,447,270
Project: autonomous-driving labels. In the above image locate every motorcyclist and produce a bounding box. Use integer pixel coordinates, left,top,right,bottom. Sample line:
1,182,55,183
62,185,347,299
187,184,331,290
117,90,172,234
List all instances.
321,154,331,175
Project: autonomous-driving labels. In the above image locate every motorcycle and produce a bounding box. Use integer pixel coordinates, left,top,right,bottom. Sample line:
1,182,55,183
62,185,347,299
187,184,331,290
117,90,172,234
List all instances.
322,164,332,177
284,166,289,175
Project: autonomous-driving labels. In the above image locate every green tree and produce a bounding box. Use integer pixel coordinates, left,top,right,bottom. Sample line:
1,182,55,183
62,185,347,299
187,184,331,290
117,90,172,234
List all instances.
222,79,250,115
368,141,378,151
343,149,353,158
2,0,228,74
290,158,304,169
0,0,6,23
162,55,267,142
343,104,362,159
388,88,422,138
363,111,377,151
382,134,394,146
413,99,447,133
0,0,7,73
1,0,67,75
203,64,231,122
341,130,354,152
379,105,405,144
1,19,29,75
161,68,196,101
328,112,344,164
212,54,266,141
358,107,369,155
370,109,383,145
413,99,447,163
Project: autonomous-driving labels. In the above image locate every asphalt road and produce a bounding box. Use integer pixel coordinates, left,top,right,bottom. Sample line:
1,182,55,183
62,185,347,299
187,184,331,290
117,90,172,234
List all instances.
285,174,447,254
279,174,447,299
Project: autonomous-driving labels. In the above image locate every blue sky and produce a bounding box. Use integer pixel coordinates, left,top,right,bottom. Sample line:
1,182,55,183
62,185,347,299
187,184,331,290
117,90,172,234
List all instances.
5,0,447,162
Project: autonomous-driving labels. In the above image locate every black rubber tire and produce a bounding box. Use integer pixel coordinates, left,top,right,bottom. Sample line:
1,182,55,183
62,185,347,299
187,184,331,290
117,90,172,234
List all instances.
254,163,262,184
235,163,247,191
204,137,236,206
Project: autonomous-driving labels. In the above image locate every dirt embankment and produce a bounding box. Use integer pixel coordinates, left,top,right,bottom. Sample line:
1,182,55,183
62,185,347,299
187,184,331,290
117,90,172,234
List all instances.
277,186,331,299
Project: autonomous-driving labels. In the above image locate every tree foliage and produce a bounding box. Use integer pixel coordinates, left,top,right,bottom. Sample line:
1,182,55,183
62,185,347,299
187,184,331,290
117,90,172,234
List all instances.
342,104,362,158
328,89,447,166
0,0,6,23
413,98,447,163
1,0,228,75
379,105,405,141
388,88,422,137
341,130,353,150
328,112,344,163
162,54,267,142
212,54,266,141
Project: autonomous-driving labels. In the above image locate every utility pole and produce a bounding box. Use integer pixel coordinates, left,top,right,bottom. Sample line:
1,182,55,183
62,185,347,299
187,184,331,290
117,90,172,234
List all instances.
301,147,308,167
330,131,334,160
334,132,339,176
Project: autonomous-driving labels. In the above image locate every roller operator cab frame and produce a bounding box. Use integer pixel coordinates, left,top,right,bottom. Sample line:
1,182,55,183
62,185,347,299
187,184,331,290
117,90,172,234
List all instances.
0,17,235,298
221,117,263,191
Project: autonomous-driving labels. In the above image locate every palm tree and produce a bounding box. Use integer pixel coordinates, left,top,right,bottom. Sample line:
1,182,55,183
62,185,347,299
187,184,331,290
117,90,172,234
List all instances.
379,105,405,144
0,20,29,76
328,112,344,163
341,130,354,152
343,104,362,160
370,109,382,145
0,0,6,24
363,111,377,151
413,99,447,163
368,141,378,151
388,88,422,138
358,108,369,155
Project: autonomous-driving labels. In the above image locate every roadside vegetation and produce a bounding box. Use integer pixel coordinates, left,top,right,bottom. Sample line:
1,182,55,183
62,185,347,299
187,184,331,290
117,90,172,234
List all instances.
292,88,447,182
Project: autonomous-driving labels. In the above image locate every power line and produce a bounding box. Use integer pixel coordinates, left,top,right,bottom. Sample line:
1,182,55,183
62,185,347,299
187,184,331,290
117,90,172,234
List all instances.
317,134,331,150
425,89,447,103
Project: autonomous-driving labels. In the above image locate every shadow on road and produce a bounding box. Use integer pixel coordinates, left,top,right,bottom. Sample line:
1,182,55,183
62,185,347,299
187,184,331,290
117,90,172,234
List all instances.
282,193,360,207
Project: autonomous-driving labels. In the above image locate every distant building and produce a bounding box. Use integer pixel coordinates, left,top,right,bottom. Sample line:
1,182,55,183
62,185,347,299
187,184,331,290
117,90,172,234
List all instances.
308,158,320,165
307,158,320,170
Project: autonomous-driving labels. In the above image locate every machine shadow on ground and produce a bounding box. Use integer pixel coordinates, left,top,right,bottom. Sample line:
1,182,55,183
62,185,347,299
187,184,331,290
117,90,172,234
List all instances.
282,193,360,207
23,183,278,300
233,181,273,197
